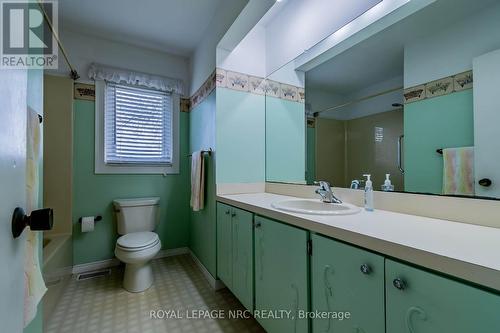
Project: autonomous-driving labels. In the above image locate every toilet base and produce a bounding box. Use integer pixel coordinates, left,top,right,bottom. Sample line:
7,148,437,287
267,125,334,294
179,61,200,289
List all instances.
123,262,154,292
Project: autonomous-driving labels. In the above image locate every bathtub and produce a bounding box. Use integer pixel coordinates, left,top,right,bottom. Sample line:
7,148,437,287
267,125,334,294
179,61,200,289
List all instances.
42,234,72,327
43,234,72,276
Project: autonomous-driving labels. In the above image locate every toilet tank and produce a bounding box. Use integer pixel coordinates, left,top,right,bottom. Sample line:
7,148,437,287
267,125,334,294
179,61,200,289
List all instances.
113,197,160,235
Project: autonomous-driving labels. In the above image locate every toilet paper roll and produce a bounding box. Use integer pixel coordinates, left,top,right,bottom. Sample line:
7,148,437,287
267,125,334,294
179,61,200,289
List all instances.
81,216,95,233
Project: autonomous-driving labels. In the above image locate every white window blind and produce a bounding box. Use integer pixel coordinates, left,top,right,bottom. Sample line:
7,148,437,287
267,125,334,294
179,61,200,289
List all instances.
104,83,173,165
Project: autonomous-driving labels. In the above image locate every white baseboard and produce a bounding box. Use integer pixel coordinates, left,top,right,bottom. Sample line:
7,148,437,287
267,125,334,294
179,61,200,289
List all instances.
69,247,224,291
189,250,225,291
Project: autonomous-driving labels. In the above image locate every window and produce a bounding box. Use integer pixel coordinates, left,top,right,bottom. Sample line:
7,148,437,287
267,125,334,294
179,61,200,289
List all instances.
95,81,179,174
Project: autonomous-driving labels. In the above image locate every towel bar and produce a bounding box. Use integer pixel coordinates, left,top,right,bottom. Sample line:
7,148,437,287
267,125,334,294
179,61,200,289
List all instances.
188,148,212,157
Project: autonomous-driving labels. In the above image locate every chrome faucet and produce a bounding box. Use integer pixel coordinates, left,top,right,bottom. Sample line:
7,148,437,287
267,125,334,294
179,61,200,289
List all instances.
315,181,342,204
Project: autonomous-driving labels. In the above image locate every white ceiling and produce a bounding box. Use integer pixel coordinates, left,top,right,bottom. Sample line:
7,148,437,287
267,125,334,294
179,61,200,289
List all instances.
59,0,224,56
306,0,498,95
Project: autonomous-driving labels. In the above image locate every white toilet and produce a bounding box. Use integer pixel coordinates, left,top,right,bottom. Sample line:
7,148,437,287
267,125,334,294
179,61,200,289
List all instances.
113,197,162,292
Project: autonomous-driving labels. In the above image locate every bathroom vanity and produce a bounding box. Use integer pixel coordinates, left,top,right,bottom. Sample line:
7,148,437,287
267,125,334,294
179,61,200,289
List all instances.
216,193,500,333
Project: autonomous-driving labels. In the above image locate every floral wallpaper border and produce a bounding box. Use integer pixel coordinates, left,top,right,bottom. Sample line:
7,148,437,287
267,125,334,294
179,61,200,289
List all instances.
403,70,473,104
188,68,305,112
217,68,305,103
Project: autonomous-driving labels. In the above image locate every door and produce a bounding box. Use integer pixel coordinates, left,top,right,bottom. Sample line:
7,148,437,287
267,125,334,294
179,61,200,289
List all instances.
216,202,233,288
311,234,385,333
473,49,500,197
0,69,28,332
231,207,253,311
254,216,309,333
386,259,500,332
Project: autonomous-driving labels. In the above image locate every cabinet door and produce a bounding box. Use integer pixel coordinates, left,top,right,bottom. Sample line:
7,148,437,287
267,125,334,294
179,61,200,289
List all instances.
386,259,500,333
216,202,233,288
254,216,309,333
231,207,254,311
473,49,500,197
311,234,385,333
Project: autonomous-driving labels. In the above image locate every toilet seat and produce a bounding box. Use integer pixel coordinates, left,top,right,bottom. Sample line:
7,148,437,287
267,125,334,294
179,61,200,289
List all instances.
116,232,159,252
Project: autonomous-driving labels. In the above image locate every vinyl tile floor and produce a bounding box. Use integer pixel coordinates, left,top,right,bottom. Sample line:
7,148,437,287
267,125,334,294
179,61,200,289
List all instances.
45,254,265,333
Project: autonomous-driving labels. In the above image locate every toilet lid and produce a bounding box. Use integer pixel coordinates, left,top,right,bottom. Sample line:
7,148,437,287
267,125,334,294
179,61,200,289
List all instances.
117,232,159,249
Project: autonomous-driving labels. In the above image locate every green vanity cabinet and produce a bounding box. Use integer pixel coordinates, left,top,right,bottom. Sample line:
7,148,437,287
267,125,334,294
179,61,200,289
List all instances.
386,259,500,333
310,234,385,333
231,206,254,311
254,215,309,333
217,203,233,288
216,202,254,310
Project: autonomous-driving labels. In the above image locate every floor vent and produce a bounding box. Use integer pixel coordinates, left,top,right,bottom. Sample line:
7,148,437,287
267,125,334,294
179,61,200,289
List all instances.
76,269,111,281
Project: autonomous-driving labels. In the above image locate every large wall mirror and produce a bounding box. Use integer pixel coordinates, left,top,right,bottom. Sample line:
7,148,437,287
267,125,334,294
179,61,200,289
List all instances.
265,0,500,200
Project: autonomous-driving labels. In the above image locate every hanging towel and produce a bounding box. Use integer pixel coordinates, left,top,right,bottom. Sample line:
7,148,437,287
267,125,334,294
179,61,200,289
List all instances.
442,146,475,196
24,107,47,327
190,151,205,211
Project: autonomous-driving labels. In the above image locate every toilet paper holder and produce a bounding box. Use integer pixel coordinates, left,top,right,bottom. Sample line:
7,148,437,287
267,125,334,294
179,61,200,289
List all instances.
78,215,102,224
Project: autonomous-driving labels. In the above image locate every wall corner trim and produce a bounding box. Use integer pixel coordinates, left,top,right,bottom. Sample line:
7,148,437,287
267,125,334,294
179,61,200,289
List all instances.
189,250,225,291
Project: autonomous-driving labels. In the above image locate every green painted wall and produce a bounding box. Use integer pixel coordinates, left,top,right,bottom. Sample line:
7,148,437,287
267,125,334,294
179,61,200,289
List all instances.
265,96,306,183
189,91,217,277
216,88,265,183
404,90,474,194
72,100,190,265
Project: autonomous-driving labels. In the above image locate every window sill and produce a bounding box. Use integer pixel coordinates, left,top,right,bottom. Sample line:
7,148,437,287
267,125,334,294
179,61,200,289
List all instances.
94,163,179,175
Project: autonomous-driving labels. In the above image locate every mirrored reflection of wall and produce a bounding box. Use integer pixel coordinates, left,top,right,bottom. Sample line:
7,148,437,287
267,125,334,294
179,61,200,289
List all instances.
315,118,345,187
313,108,403,190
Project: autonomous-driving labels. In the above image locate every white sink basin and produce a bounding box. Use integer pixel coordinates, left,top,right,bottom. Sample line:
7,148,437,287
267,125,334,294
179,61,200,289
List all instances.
271,199,361,216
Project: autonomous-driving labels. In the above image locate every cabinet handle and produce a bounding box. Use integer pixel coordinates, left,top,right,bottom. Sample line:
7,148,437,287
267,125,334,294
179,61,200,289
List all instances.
405,306,427,333
258,235,264,281
323,265,334,332
233,222,239,263
393,278,407,290
254,222,261,228
353,327,367,333
231,212,236,217
360,264,371,275
225,210,230,215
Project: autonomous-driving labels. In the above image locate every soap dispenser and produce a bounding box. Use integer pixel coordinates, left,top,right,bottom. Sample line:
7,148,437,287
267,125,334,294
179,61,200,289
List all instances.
381,174,394,192
363,174,374,211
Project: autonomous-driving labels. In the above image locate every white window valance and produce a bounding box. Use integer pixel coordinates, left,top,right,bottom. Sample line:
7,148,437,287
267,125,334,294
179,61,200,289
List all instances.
88,63,184,95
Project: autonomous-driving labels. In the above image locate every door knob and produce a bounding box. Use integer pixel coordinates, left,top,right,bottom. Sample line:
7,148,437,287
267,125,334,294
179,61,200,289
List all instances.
12,207,53,239
393,278,407,290
360,264,371,275
478,178,492,187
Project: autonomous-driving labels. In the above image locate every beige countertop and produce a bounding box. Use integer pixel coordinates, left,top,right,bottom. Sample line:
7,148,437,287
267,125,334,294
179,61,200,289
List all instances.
217,192,500,291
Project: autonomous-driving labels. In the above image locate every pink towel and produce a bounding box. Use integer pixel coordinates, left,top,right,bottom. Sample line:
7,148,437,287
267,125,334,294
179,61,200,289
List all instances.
190,151,205,211
442,147,475,196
